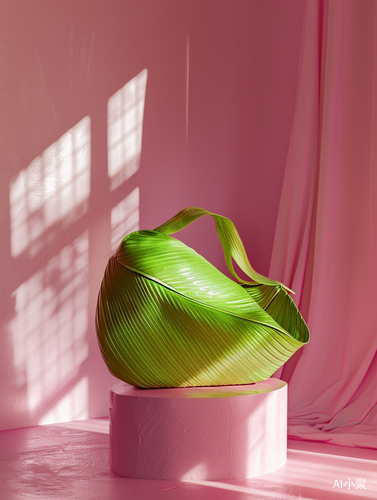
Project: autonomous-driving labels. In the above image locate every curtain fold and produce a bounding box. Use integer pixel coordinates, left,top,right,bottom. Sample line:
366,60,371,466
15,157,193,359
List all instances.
270,0,377,448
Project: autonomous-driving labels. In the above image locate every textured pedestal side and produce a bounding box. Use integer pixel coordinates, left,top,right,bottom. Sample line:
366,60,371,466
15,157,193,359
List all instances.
110,378,287,481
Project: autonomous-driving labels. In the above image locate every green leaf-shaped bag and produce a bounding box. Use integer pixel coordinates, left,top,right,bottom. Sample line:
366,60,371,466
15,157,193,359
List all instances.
96,207,309,388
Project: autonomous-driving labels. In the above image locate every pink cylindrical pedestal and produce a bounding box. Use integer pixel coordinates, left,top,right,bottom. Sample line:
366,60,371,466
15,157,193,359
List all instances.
110,378,287,481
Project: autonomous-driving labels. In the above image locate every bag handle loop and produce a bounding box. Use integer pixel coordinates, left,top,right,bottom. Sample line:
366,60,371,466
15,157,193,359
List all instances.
154,207,293,293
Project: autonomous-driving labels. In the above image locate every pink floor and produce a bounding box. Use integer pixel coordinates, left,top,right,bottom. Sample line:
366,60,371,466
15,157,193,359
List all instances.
0,419,376,500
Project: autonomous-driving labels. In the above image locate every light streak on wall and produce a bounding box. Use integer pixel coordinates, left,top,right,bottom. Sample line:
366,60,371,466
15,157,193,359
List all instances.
10,232,89,421
10,117,91,257
107,70,148,190
111,187,139,251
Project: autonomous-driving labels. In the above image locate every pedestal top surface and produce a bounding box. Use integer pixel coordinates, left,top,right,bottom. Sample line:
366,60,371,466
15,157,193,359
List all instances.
111,377,286,399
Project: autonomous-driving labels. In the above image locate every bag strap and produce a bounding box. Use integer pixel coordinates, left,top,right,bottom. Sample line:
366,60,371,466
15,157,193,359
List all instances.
154,207,292,293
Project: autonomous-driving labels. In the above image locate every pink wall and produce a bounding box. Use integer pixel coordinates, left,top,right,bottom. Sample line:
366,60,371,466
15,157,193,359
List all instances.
0,0,304,430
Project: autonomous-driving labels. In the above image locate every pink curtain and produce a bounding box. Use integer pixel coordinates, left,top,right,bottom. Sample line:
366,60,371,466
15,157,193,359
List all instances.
270,0,377,448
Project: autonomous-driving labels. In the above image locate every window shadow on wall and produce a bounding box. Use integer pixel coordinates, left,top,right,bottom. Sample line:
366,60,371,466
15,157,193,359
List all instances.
5,69,147,427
